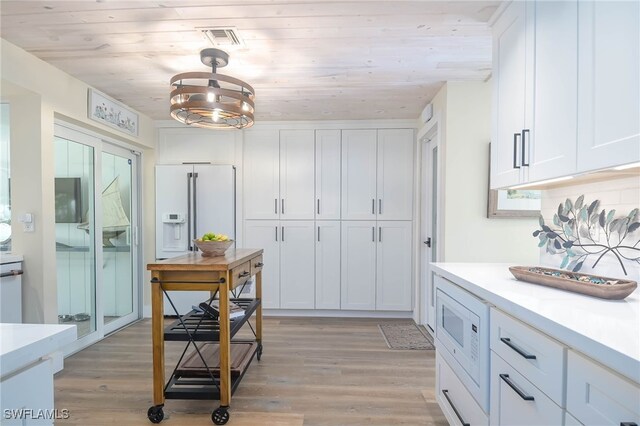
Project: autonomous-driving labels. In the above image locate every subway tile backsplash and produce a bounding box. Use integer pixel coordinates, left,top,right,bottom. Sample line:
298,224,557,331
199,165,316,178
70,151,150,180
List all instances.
540,175,640,281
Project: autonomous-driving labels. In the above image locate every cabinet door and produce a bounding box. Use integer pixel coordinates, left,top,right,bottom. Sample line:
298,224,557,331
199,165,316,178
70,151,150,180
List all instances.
577,1,640,172
377,129,414,220
280,130,315,219
491,1,530,188
315,221,341,309
528,0,578,182
376,221,412,311
341,130,377,220
244,130,280,219
280,221,315,309
244,221,280,308
341,221,376,310
315,130,341,220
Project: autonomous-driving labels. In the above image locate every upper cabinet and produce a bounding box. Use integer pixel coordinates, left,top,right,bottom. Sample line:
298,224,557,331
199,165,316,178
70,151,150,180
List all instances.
342,129,414,220
244,129,280,219
491,0,640,189
577,1,640,172
315,130,342,220
279,130,315,219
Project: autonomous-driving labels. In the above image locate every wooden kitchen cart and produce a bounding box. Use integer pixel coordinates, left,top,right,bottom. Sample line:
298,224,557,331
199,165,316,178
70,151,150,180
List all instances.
146,249,264,425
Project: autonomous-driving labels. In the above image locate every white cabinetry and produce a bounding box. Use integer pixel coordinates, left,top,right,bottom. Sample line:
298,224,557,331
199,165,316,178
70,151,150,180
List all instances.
376,221,412,311
341,221,412,311
342,129,414,220
491,0,639,189
567,350,640,426
315,130,341,220
279,130,315,219
577,1,640,172
279,221,315,309
243,221,280,308
315,221,341,309
244,130,280,219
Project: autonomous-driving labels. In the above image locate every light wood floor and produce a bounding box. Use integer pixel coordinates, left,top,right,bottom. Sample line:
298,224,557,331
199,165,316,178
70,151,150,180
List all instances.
54,317,446,425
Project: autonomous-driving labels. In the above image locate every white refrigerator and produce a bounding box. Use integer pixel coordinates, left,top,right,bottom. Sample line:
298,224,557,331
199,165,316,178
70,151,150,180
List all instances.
155,164,236,315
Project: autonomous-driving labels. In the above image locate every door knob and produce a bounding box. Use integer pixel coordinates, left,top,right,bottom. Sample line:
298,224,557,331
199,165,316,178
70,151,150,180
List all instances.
424,238,432,248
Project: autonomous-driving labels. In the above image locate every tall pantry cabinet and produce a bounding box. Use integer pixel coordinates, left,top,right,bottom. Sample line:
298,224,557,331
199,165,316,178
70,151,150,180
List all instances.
244,127,414,313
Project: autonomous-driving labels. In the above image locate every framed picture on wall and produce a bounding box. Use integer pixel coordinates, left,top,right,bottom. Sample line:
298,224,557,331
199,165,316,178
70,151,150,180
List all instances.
87,88,138,137
487,143,541,218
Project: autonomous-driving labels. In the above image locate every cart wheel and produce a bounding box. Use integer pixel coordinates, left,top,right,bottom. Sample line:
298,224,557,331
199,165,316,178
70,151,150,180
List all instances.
257,343,263,361
211,407,230,425
147,406,164,423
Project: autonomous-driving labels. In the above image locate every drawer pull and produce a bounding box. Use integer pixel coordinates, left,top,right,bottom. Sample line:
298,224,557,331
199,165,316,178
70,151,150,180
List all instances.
441,390,470,426
620,423,638,426
499,374,535,401
254,262,263,268
500,337,537,360
238,271,250,278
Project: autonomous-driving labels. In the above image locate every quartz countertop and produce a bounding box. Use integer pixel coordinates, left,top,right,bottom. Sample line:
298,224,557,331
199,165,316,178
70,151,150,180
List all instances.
431,262,640,384
0,323,76,376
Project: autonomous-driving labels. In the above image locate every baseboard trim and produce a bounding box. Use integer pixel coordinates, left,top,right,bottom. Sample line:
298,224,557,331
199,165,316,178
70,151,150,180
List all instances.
262,309,413,318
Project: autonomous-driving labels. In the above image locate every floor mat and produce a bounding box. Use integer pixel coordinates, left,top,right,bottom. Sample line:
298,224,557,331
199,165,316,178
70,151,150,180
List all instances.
378,323,435,350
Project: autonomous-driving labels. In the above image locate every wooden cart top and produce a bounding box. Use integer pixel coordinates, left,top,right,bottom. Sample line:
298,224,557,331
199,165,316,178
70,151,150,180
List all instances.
147,248,263,272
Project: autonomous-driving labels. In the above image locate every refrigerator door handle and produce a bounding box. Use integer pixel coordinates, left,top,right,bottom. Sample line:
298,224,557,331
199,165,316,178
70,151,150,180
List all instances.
187,172,193,251
192,172,198,242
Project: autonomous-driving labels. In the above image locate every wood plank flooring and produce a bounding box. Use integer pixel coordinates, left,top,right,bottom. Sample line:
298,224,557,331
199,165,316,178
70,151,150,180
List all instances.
54,317,446,425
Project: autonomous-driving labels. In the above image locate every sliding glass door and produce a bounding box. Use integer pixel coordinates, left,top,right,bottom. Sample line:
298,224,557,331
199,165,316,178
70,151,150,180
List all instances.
54,123,140,349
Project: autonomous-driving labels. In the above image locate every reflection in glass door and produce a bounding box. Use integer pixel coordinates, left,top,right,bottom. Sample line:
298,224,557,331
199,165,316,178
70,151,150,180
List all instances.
55,134,97,339
102,146,138,333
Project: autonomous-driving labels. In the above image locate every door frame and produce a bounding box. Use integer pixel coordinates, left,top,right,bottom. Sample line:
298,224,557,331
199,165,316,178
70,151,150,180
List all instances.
54,120,143,355
417,116,443,331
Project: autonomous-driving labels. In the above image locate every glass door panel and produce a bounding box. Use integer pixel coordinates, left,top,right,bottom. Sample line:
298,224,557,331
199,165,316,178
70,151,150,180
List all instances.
55,136,97,339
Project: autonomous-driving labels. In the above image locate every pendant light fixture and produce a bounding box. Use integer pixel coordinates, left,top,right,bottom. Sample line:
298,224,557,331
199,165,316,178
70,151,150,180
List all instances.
170,48,255,129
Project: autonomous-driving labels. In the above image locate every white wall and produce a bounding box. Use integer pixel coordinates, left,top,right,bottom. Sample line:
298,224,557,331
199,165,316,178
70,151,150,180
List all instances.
424,81,539,264
1,39,156,323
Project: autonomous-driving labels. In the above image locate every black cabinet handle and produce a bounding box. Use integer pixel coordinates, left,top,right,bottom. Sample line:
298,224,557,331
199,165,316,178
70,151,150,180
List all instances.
378,226,382,242
620,423,638,426
0,270,23,278
372,226,375,242
254,262,263,268
281,199,285,215
274,198,278,214
513,133,521,169
371,198,375,214
275,226,278,242
500,337,537,359
238,271,250,278
317,226,320,242
281,226,285,241
500,374,535,401
442,390,470,426
521,129,530,166
317,199,320,215
378,199,382,215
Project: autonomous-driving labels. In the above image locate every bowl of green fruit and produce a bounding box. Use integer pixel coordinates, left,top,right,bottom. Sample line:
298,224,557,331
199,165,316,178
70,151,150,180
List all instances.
193,233,233,257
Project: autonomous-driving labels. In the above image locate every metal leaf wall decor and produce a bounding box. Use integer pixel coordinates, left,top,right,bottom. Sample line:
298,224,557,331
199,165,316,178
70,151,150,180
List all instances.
532,195,640,275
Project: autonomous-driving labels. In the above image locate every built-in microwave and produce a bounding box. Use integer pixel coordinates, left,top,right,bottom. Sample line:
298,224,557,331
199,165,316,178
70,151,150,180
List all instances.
434,275,490,411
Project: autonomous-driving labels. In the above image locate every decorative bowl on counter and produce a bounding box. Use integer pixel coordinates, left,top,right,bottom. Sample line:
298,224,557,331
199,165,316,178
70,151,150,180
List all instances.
193,239,234,257
509,266,637,300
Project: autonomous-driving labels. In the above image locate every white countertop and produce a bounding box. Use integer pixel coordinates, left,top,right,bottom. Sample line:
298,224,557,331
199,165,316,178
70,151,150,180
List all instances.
0,323,76,376
0,254,23,265
431,263,640,384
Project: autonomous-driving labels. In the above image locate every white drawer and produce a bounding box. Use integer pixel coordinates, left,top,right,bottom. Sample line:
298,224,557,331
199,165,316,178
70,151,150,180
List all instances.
490,351,563,426
436,351,489,426
490,308,565,405
567,350,640,426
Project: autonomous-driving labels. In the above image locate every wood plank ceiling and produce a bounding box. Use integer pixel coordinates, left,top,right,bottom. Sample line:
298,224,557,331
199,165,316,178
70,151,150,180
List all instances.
0,1,498,121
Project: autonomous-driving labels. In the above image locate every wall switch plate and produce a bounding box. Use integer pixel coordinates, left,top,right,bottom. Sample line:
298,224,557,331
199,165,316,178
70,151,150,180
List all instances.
20,213,35,232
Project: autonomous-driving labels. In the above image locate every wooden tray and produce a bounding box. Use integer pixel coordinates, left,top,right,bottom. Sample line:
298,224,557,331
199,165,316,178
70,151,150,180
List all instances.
176,341,258,378
509,266,637,300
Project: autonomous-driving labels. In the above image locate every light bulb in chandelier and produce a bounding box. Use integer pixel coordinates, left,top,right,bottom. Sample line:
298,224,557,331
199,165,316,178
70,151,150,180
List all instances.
170,48,255,129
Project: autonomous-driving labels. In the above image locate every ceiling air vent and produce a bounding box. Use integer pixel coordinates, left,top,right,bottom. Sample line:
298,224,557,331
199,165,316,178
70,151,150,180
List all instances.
198,27,245,48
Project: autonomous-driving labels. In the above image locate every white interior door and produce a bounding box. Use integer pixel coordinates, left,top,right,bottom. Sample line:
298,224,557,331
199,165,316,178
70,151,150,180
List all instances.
421,131,440,331
244,220,280,309
377,129,414,220
341,130,377,220
279,130,315,219
376,221,412,311
315,130,341,220
244,129,279,219
280,221,315,309
315,221,341,309
341,220,376,310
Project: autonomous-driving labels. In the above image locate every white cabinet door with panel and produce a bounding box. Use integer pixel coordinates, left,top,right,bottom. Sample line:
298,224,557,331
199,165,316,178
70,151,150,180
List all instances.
315,130,341,220
279,221,315,309
244,130,280,219
527,0,578,182
315,221,341,309
376,221,412,311
244,220,280,308
491,0,530,188
279,130,315,220
377,129,414,220
577,1,640,172
341,221,376,310
341,130,377,220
